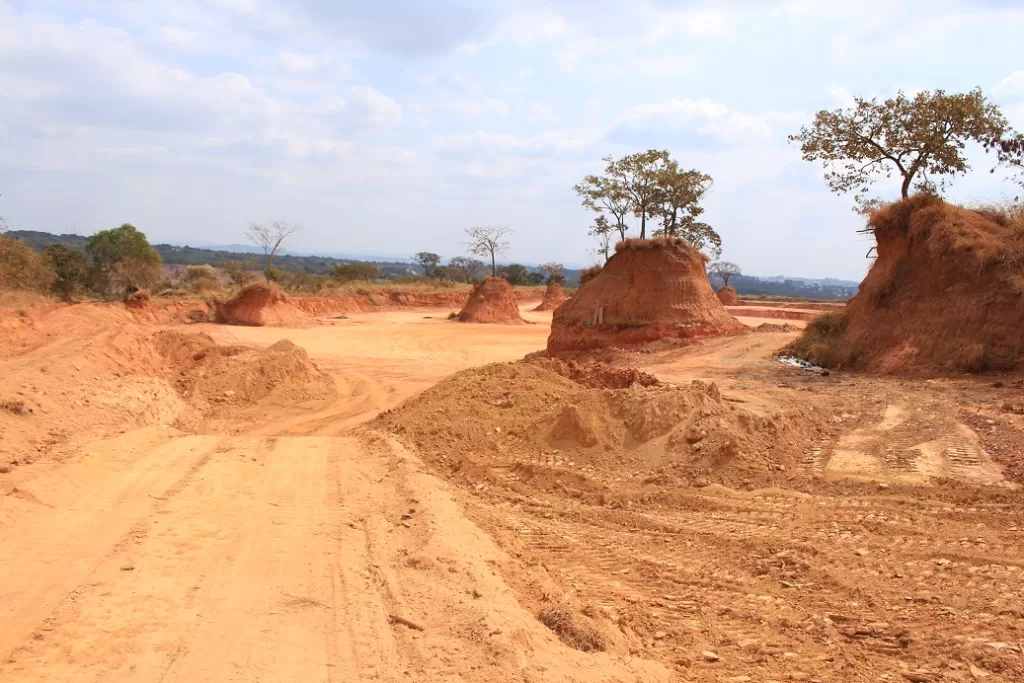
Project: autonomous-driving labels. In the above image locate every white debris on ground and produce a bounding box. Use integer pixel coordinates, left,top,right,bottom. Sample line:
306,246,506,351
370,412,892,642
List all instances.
778,355,830,375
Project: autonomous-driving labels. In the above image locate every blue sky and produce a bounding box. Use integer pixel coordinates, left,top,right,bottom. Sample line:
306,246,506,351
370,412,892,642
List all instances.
1,1,1022,279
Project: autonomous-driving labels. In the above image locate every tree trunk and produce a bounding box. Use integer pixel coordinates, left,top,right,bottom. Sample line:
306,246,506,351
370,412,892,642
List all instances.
901,173,912,199
490,252,496,277
640,211,646,240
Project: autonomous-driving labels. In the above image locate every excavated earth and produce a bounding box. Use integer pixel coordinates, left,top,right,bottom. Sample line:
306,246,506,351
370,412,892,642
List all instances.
2,295,1023,683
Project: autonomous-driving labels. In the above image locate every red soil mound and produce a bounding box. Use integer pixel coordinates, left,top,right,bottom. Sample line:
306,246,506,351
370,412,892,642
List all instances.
375,361,827,489
716,286,738,306
533,281,570,311
525,357,660,389
788,194,1024,374
547,239,745,356
457,277,524,324
213,282,288,326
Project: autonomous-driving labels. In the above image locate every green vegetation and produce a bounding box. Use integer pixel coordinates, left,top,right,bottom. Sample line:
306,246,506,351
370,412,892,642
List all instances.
790,87,1024,207
332,262,381,282
783,311,849,368
42,244,89,300
0,236,53,293
85,223,162,293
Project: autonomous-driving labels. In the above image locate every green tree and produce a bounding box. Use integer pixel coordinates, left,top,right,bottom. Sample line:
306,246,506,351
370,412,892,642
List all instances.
465,226,512,277
527,272,545,285
499,263,530,286
264,265,282,282
605,150,671,239
790,87,1024,204
85,223,163,293
588,216,613,262
709,261,741,288
181,264,222,292
656,162,714,239
42,243,89,300
447,256,485,283
412,252,442,278
332,262,381,282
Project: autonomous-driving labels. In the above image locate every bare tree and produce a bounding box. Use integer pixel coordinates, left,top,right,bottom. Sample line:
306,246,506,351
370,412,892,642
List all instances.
539,261,564,284
464,226,512,277
246,221,301,270
0,193,8,233
709,261,742,288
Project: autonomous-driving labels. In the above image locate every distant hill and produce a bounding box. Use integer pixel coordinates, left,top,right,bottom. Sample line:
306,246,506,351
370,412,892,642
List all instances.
7,230,855,298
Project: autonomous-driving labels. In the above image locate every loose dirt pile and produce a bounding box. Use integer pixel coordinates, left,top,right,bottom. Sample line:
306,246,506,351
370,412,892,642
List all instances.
547,239,745,356
525,356,660,389
376,361,825,491
456,277,524,323
533,281,570,311
716,285,738,305
154,331,336,417
788,194,1024,373
213,282,289,326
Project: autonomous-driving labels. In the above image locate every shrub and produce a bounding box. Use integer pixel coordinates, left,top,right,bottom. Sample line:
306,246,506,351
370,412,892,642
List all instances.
181,264,222,293
42,244,89,300
332,262,381,283
85,223,162,294
0,236,55,293
220,259,252,287
579,265,603,286
783,311,849,368
284,272,327,293
264,265,282,282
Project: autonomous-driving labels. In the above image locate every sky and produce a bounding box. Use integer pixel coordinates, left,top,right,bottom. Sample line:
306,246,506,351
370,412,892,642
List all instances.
1,1,1023,280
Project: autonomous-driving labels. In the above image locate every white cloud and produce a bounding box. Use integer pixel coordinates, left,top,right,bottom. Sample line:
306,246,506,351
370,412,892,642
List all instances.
616,98,774,144
432,130,595,154
526,103,558,125
994,70,1024,99
829,86,856,108
343,85,403,128
442,98,509,116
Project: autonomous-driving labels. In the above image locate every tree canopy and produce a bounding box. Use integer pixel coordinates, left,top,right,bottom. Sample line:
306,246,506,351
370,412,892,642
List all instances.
446,256,485,283
709,261,742,288
246,221,300,270
575,150,720,254
85,223,162,292
412,252,442,278
790,87,1024,206
43,243,89,300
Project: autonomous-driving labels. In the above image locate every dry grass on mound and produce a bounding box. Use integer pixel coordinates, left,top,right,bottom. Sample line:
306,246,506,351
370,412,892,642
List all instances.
537,600,606,653
782,311,849,368
614,236,709,260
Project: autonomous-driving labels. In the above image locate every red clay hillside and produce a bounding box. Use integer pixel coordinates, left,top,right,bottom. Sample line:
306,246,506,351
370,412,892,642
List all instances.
533,280,570,311
456,276,524,323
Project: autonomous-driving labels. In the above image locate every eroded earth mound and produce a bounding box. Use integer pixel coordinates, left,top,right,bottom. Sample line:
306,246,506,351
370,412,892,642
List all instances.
717,285,738,305
788,194,1024,373
533,281,570,311
457,277,524,323
213,282,288,326
547,239,745,355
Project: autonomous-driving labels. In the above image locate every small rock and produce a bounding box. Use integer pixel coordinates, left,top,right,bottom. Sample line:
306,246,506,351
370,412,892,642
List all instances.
494,426,501,433
653,631,667,640
934,558,951,567
701,650,720,662
120,564,135,571
856,548,869,556
224,390,235,397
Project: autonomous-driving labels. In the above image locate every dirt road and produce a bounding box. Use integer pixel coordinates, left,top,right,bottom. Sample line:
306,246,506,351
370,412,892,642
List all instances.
3,301,1022,682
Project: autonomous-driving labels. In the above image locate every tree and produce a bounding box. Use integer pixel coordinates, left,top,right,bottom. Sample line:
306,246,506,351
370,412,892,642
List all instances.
499,263,530,286
332,262,381,282
656,162,713,237
574,175,632,240
588,216,613,262
539,261,564,285
709,261,742,288
42,244,89,300
447,256,485,283
605,150,672,239
85,223,162,293
220,259,253,287
246,221,300,271
527,272,545,285
465,226,512,277
790,87,1024,204
412,252,442,278
0,236,54,293
181,264,222,292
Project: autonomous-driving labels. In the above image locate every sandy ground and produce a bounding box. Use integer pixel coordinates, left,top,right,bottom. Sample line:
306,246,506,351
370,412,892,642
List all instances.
2,302,1023,682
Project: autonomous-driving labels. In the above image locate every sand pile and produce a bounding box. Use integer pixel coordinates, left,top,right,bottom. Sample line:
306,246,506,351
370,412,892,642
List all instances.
525,357,660,389
154,331,336,415
533,281,571,311
213,282,290,326
456,277,524,323
547,239,745,356
787,195,1024,373
717,285,738,306
376,361,822,490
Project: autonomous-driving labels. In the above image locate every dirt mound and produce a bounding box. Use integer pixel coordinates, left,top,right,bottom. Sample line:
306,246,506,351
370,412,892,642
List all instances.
525,357,660,389
787,195,1024,374
456,277,524,324
376,361,823,489
154,331,335,416
547,239,745,356
533,281,570,311
754,322,798,333
716,285,738,305
213,282,288,326
123,289,152,311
